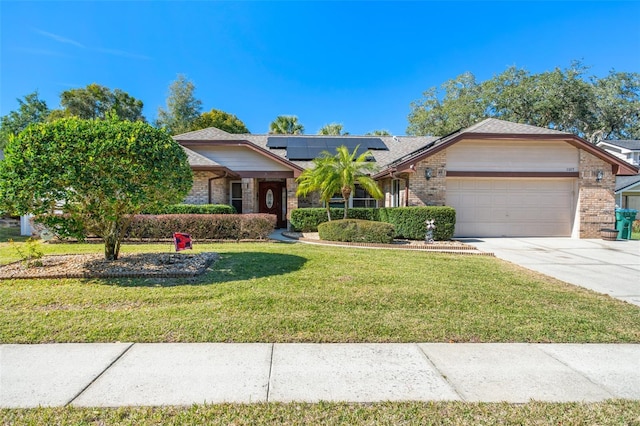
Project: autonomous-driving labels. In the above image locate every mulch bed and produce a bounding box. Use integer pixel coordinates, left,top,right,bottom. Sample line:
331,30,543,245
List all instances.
0,252,219,280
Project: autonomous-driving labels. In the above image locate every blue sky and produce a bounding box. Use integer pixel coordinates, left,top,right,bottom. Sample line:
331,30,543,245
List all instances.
1,1,639,136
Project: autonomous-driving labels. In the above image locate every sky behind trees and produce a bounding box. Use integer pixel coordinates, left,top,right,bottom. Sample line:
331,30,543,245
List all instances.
1,1,639,136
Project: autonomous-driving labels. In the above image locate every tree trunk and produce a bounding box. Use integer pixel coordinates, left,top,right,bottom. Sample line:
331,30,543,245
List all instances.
342,187,351,219
103,221,122,261
326,206,332,221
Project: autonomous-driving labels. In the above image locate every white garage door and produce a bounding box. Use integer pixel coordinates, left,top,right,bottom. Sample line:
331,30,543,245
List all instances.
446,178,576,237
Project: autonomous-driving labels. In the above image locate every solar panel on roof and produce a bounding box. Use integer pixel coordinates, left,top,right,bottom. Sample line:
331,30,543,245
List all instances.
266,137,290,148
287,146,312,160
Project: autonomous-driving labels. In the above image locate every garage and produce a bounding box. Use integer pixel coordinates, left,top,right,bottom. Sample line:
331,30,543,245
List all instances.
446,178,577,237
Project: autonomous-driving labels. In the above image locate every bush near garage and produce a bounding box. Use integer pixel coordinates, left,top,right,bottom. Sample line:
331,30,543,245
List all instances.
318,219,395,244
125,214,275,241
291,206,456,241
290,208,380,232
378,207,455,241
143,204,236,214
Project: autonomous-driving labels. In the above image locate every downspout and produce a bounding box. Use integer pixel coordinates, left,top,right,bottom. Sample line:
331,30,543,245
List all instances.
208,171,229,204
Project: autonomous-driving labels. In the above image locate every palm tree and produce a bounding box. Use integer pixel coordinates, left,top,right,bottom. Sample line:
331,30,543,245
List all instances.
318,123,349,135
296,145,383,220
365,129,391,136
269,115,304,134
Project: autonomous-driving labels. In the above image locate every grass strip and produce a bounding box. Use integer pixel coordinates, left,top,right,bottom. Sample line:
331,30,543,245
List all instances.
2,401,639,425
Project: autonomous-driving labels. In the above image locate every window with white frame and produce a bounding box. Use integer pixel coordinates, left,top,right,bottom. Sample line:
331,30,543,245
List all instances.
326,184,378,208
391,179,401,207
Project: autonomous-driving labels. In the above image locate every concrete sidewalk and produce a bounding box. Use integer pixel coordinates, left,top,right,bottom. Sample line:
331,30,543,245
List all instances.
2,343,639,408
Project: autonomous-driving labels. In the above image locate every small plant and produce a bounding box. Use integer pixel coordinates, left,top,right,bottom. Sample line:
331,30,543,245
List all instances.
9,238,44,268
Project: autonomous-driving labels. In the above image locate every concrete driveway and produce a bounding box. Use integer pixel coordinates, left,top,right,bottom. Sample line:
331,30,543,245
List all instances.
464,238,640,307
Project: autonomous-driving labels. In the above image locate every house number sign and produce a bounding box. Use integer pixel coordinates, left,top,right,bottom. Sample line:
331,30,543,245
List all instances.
266,189,274,209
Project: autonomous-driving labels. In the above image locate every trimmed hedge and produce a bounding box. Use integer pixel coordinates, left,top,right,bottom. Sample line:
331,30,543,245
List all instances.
143,204,236,215
291,206,456,241
125,214,276,240
379,207,455,240
290,208,380,232
318,219,395,244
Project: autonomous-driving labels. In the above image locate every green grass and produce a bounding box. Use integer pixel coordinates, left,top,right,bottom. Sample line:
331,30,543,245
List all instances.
1,241,640,343
2,401,639,425
0,225,29,243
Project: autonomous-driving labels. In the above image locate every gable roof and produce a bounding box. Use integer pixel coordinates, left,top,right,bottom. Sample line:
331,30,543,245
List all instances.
173,128,434,174
598,140,640,151
374,118,638,178
463,118,569,135
616,174,640,193
174,119,639,178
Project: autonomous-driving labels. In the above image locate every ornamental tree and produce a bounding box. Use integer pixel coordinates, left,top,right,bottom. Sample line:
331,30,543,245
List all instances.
296,145,383,220
0,118,193,260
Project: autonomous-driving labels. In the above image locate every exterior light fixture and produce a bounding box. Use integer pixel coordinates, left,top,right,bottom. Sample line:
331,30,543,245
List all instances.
425,168,433,180
596,170,604,182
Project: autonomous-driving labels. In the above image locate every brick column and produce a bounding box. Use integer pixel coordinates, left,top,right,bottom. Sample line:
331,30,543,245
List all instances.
242,178,256,213
407,151,447,206
578,150,616,238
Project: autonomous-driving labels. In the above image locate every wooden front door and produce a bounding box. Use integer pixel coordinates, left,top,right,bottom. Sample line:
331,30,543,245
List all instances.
259,181,286,228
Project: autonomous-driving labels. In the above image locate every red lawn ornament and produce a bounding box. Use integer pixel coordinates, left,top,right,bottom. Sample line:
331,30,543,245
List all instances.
173,233,192,252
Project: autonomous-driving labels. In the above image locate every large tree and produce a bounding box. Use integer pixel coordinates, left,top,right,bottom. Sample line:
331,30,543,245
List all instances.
296,145,383,220
192,108,249,133
407,63,640,142
318,123,349,135
59,83,145,121
156,74,203,135
0,91,50,149
0,118,192,260
269,115,304,134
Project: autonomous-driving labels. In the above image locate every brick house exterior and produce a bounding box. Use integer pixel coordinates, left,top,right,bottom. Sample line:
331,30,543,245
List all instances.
174,119,637,238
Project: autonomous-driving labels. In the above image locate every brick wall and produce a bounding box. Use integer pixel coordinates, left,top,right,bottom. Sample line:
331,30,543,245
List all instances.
286,178,299,225
242,178,256,213
578,150,616,238
183,171,229,205
407,151,447,206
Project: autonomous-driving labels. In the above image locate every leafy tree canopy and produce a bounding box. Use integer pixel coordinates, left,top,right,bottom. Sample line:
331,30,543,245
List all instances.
0,91,50,149
296,145,383,220
269,115,304,135
318,123,349,135
407,62,640,142
0,118,192,260
365,129,391,136
60,83,145,122
192,108,249,134
156,74,202,135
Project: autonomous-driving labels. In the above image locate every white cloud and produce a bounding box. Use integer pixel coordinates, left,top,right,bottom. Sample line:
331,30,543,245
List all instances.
33,28,85,48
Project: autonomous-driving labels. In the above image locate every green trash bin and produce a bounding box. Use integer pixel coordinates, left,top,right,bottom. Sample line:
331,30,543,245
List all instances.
615,208,638,240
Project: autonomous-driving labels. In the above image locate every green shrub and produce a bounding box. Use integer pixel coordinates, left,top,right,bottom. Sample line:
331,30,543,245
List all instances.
318,219,395,244
291,206,456,240
143,204,236,215
290,208,380,232
125,214,275,240
379,207,455,240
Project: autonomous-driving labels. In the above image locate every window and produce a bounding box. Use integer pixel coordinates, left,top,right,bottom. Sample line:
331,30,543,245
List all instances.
230,181,243,213
352,184,378,208
324,184,378,208
391,179,401,207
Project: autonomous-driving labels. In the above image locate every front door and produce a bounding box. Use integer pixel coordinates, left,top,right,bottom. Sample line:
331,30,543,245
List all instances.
259,181,286,228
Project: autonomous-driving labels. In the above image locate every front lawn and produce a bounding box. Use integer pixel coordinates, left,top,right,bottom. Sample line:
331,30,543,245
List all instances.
2,401,639,425
1,242,639,343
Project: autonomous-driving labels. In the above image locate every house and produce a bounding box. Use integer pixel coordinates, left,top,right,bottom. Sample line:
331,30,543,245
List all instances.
597,140,640,167
615,174,640,211
174,118,638,238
